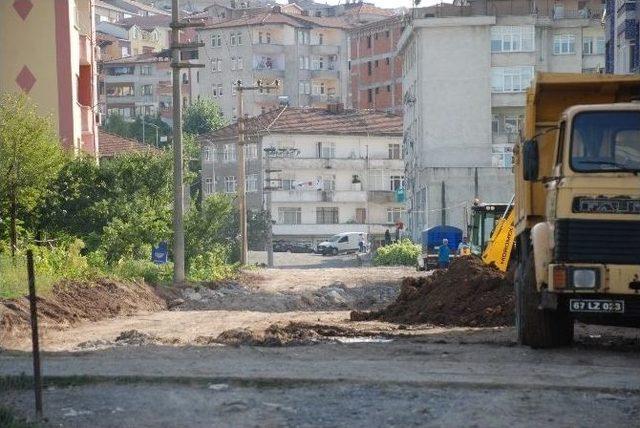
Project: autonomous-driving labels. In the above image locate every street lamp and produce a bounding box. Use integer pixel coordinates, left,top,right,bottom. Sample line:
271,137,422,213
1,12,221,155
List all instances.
142,120,160,147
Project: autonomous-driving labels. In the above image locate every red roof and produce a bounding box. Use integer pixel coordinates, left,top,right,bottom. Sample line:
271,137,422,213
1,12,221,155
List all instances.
199,107,403,141
98,131,162,158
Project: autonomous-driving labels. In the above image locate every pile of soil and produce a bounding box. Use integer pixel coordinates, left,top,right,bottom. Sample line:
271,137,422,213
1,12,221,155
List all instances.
211,322,377,347
351,256,514,327
0,279,167,344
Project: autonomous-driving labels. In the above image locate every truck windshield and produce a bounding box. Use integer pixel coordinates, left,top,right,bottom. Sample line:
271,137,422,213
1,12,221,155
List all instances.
571,111,640,173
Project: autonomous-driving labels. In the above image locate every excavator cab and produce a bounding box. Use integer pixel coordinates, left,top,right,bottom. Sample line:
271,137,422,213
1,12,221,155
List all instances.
468,203,510,256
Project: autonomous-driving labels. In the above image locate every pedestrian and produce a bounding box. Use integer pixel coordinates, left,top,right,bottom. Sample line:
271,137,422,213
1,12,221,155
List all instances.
395,227,400,242
438,238,450,269
358,234,365,253
384,229,391,246
458,236,471,256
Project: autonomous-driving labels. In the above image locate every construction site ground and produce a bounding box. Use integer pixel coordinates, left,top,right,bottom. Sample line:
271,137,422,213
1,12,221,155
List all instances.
2,252,640,427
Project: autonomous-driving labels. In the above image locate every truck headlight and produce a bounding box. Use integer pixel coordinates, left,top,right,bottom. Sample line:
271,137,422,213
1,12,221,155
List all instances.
572,269,598,289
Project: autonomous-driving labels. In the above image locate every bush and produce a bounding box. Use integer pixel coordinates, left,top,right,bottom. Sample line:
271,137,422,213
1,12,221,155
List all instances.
112,259,174,285
188,244,238,282
373,239,421,266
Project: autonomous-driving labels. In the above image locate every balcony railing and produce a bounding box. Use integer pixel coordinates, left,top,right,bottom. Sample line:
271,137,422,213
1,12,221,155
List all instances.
552,8,603,19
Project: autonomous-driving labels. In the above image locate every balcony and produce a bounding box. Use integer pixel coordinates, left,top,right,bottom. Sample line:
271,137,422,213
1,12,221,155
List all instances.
311,67,339,79
79,34,92,65
270,157,366,170
253,66,285,78
271,189,367,203
551,8,603,20
368,190,395,204
252,43,287,55
310,44,340,56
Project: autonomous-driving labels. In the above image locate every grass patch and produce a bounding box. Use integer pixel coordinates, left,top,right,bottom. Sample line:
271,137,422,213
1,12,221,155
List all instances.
0,406,37,428
0,254,57,300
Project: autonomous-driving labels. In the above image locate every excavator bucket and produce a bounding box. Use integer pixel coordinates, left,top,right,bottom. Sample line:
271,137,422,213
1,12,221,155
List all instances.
481,208,516,272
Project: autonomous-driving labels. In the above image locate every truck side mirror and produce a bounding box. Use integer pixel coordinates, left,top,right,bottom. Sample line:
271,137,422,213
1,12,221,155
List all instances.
522,139,539,181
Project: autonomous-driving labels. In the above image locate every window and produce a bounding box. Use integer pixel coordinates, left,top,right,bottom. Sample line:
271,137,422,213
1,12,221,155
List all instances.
182,73,188,84
231,57,236,70
553,34,576,55
312,82,325,95
204,147,211,161
107,66,135,76
504,116,522,134
280,177,295,191
246,174,258,192
385,30,390,38
490,26,535,52
299,81,311,95
211,58,222,72
266,32,271,43
205,178,214,195
367,89,373,103
236,32,242,45
318,33,324,45
492,145,514,167
312,56,325,70
236,56,244,70
492,115,500,135
231,82,237,96
230,33,236,46
106,84,134,97
389,175,404,191
316,142,335,158
316,207,339,224
278,207,301,224
387,207,405,224
375,87,380,94
367,61,372,75
385,57,390,66
223,143,237,162
299,56,310,70
375,59,379,68
322,175,335,191
140,65,152,75
298,30,310,45
388,143,401,159
224,176,237,193
583,36,605,55
245,144,257,159
366,35,372,48
355,208,367,224
387,85,391,92
258,32,263,43
211,33,222,47
491,66,534,93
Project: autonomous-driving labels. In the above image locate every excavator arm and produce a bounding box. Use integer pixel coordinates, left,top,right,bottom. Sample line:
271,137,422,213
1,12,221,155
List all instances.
481,204,516,272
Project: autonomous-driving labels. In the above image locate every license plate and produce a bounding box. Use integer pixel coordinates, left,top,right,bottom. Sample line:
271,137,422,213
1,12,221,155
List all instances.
569,299,625,313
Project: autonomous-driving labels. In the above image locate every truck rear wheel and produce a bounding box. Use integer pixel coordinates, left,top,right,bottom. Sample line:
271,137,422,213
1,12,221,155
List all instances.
515,244,573,348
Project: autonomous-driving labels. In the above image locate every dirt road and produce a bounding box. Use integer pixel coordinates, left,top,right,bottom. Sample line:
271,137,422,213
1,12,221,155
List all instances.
2,253,639,427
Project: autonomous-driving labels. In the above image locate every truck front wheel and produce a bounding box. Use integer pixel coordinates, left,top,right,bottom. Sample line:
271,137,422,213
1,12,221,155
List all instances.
515,244,573,348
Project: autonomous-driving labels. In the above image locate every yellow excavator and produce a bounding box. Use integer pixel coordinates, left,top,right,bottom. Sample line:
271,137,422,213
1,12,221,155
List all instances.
467,198,515,272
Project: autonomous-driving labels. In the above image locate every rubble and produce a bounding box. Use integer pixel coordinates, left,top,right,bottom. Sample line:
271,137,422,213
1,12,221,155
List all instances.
351,256,514,327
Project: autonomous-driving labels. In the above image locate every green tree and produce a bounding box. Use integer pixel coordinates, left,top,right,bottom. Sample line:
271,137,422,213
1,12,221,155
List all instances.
102,114,171,148
183,99,226,135
0,93,66,255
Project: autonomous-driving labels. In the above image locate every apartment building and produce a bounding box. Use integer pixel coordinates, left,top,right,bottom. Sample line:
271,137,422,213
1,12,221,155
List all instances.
400,0,605,237
95,0,170,24
604,0,639,73
198,107,404,244
101,53,192,125
97,20,167,56
0,0,99,155
348,16,405,113
194,7,351,119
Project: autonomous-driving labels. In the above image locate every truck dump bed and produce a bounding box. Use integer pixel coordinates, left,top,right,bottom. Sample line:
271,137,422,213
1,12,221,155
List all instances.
515,72,640,233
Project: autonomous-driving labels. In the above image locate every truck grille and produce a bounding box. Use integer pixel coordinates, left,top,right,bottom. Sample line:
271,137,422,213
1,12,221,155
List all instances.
554,219,640,265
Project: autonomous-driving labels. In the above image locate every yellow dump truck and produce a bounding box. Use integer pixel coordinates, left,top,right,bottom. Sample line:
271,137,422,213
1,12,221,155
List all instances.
513,73,640,348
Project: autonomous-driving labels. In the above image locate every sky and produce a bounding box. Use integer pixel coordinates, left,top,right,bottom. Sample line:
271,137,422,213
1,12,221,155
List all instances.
276,0,442,9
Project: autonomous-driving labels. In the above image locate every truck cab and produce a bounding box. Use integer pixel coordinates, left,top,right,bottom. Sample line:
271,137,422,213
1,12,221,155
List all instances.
514,73,640,348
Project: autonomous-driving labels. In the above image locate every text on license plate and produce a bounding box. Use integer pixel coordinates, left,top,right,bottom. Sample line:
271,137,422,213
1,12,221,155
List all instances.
569,299,625,313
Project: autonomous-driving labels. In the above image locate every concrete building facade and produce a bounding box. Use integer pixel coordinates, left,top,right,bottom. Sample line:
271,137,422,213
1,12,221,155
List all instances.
194,8,351,120
400,1,605,237
199,107,404,245
604,0,639,74
0,0,99,155
100,53,192,125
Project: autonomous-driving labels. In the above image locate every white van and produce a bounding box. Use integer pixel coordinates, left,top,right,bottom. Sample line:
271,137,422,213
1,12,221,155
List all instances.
317,232,367,256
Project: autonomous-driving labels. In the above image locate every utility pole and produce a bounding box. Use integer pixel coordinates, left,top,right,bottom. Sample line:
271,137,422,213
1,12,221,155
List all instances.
170,0,204,284
235,79,280,265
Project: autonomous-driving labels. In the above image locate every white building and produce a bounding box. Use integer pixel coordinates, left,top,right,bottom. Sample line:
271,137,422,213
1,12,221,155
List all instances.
199,106,405,245
399,1,605,238
194,7,352,120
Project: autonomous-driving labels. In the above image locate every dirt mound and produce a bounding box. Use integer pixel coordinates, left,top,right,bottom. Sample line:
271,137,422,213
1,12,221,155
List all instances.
0,279,167,345
351,256,514,327
212,322,378,347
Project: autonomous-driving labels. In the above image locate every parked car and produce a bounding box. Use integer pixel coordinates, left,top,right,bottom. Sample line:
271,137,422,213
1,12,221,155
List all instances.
317,232,367,256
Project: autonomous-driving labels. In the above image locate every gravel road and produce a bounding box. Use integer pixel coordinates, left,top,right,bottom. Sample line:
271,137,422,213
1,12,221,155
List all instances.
2,253,639,426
